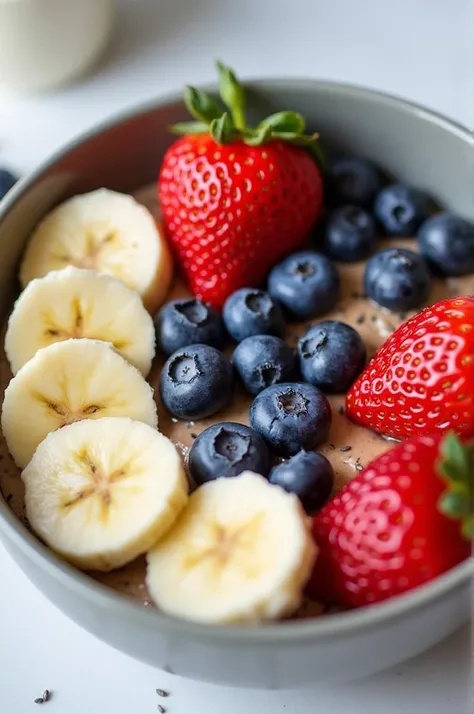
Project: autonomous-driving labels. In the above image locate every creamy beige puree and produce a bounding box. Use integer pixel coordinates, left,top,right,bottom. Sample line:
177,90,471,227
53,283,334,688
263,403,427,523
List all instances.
1,184,473,616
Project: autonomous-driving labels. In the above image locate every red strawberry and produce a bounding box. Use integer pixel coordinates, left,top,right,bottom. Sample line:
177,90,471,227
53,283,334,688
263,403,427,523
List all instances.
158,62,324,309
346,296,474,439
307,432,472,608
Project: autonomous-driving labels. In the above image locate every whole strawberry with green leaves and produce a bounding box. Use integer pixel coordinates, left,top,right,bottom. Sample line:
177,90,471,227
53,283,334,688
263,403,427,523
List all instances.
307,431,472,608
158,62,325,309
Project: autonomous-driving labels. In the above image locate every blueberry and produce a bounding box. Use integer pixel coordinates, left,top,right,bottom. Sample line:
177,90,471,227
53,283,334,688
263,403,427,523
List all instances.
160,344,233,420
189,422,271,485
298,321,366,393
222,288,285,342
373,184,430,236
417,212,474,276
323,205,377,262
269,451,334,514
267,251,340,320
364,248,432,311
328,157,382,207
249,382,332,457
155,298,224,356
233,335,298,396
0,169,18,200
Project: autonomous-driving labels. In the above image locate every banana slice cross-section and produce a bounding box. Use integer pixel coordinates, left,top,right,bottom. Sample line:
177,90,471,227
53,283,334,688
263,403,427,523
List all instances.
19,189,173,314
22,418,188,571
146,471,317,624
2,338,158,469
5,267,156,376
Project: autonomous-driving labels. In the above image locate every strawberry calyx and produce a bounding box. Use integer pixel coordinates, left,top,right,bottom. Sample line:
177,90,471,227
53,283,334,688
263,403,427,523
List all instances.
436,432,474,540
169,61,327,171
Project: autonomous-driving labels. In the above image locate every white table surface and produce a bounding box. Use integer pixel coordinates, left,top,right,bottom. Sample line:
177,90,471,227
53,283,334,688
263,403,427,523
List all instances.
0,0,472,711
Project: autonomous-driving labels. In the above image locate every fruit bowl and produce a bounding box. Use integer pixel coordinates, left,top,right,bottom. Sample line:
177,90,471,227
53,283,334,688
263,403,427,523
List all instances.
0,79,472,688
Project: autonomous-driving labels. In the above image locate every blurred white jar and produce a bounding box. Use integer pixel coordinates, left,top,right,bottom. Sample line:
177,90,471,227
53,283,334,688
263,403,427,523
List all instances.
0,0,116,93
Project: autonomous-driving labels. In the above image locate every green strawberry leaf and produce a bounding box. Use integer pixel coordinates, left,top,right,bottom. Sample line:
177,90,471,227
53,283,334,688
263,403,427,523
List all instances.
440,432,472,476
216,61,246,130
209,112,238,145
438,490,471,517
241,125,273,146
258,111,306,134
184,86,223,124
171,61,328,171
440,461,469,483
436,432,474,541
270,130,311,144
168,121,210,136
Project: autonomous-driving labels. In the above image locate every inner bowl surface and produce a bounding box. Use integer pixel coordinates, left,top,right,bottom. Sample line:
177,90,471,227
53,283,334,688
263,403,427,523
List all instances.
0,80,472,688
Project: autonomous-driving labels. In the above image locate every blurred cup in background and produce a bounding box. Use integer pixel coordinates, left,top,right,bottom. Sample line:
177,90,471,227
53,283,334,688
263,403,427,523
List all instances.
0,0,116,93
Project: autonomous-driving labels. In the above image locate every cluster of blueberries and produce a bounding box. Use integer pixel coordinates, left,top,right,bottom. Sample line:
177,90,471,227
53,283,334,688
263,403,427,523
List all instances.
156,155,474,514
156,283,367,514
325,156,474,311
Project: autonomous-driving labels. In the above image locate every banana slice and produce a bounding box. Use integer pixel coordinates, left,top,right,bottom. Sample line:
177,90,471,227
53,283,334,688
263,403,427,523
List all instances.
2,338,158,469
22,417,188,571
5,267,156,376
146,471,317,624
19,189,173,314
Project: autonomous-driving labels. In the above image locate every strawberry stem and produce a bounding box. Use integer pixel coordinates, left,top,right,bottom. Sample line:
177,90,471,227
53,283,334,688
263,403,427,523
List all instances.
436,432,474,540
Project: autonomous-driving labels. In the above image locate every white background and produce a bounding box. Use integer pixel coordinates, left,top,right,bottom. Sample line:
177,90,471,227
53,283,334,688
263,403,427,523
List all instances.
0,0,472,712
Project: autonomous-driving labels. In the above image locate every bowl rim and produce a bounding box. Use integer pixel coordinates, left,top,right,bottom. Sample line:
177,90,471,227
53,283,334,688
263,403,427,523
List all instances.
0,78,472,645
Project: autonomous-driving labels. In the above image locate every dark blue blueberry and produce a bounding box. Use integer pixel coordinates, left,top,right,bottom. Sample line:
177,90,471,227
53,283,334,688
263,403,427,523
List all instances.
188,422,271,485
364,248,432,311
159,344,233,420
249,382,332,457
0,169,18,200
373,184,430,236
323,205,377,262
269,451,334,514
222,288,285,342
267,251,340,320
155,298,224,356
298,321,366,393
328,157,382,207
233,335,298,396
417,211,474,276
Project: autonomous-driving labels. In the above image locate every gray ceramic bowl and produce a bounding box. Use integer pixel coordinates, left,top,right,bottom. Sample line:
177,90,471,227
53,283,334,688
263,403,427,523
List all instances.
0,80,472,689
